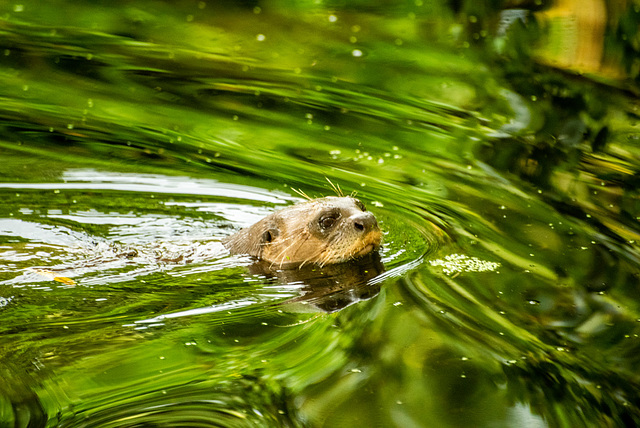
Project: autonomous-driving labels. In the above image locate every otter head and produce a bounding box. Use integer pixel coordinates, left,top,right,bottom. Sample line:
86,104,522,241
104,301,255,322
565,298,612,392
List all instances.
223,196,382,268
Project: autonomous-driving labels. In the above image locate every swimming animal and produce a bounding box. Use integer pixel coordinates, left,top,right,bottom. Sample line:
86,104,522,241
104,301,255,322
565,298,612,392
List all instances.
222,196,382,267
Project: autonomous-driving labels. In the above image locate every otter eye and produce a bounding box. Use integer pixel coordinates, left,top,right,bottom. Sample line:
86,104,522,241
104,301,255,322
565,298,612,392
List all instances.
319,215,338,230
354,199,366,211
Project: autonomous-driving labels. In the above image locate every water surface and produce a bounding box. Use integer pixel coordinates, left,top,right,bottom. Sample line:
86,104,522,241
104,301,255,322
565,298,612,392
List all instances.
1,1,640,427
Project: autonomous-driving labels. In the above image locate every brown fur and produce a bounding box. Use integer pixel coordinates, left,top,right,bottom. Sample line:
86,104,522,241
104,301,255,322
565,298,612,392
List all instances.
223,197,382,268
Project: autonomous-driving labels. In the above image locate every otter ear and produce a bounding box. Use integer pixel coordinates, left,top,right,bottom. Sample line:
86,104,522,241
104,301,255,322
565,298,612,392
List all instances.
223,228,263,257
262,228,279,243
222,219,279,258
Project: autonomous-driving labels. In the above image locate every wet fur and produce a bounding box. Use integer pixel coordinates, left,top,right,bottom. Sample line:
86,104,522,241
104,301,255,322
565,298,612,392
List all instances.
223,197,381,268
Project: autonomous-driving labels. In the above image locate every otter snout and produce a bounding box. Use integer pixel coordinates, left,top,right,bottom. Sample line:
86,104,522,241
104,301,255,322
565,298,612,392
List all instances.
351,212,379,233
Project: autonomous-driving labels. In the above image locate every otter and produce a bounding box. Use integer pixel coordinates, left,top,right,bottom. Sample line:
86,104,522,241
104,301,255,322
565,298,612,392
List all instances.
222,196,382,268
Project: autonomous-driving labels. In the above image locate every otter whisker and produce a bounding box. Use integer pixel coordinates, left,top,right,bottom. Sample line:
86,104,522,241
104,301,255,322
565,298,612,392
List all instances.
291,187,313,201
304,242,328,268
275,232,311,268
275,239,303,268
325,177,344,197
316,243,335,267
300,239,329,268
300,253,320,268
267,225,306,248
266,230,307,270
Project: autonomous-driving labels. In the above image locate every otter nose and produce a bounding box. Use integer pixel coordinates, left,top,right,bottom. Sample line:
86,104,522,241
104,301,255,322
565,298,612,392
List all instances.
352,212,378,233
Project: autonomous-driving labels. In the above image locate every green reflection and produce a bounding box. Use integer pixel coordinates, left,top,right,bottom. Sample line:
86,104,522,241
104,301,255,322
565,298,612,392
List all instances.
1,0,640,427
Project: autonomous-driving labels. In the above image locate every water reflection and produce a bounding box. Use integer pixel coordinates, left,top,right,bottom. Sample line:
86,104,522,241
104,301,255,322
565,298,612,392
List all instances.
259,252,385,313
534,0,636,80
1,0,640,426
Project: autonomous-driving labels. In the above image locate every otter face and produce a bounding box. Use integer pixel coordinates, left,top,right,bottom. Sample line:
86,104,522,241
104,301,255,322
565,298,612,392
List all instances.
223,196,382,267
303,198,381,264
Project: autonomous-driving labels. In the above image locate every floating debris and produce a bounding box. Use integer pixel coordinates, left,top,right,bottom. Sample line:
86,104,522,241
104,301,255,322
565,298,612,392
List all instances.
27,268,76,285
429,254,500,275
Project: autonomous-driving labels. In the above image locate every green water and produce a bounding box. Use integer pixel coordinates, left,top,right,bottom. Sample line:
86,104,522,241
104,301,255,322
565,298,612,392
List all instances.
1,1,640,427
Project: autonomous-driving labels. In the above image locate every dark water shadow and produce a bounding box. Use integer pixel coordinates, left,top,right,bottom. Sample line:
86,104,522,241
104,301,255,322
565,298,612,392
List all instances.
249,252,385,313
